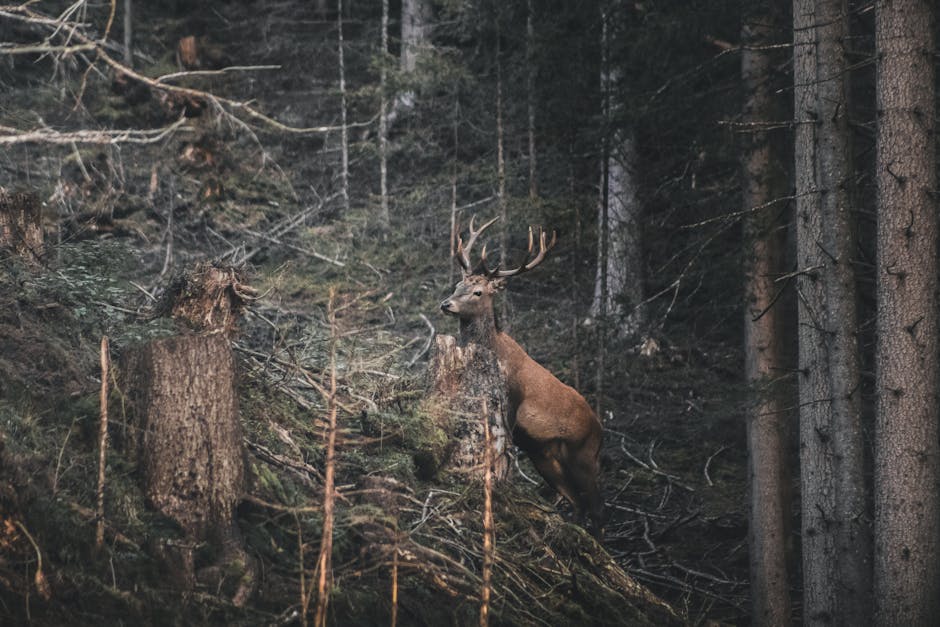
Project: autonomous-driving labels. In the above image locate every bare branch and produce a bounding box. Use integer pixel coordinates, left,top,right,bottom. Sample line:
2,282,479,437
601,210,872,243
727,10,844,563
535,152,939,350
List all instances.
0,117,193,146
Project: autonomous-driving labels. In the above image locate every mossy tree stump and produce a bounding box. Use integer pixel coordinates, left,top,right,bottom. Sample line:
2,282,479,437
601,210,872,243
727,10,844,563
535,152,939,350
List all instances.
0,188,43,263
122,262,255,602
418,334,510,480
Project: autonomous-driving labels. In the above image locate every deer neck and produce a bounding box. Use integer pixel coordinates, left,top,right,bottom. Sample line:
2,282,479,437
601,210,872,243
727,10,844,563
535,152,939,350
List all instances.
459,308,499,348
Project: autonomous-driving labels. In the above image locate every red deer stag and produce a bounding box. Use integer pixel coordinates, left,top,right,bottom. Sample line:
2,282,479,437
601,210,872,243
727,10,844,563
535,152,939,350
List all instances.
440,217,604,535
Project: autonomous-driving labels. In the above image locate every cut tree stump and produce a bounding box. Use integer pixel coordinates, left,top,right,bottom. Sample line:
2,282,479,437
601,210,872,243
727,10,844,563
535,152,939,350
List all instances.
418,335,510,480
124,333,244,542
155,261,257,335
121,262,255,601
0,188,43,263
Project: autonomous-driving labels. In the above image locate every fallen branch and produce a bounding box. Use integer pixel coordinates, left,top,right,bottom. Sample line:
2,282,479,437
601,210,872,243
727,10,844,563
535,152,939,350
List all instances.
0,117,193,146
155,65,282,83
407,313,435,366
619,436,695,492
703,446,728,487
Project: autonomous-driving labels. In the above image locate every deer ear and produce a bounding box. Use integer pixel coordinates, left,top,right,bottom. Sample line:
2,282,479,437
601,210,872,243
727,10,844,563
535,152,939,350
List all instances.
491,278,507,291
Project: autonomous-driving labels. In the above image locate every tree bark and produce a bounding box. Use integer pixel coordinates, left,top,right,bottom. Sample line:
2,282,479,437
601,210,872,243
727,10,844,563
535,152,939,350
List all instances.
591,133,645,337
123,263,254,600
874,1,939,624
401,0,430,75
794,1,872,623
591,6,645,338
378,0,390,233
387,0,431,128
337,0,350,214
794,1,837,621
526,0,537,199
0,188,43,263
124,334,244,545
122,0,133,67
815,1,871,622
496,22,507,270
420,335,510,480
741,5,791,624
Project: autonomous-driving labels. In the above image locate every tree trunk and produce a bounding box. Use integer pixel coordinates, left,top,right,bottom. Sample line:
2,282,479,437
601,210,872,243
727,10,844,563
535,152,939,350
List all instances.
401,0,430,75
526,0,537,199
122,0,133,67
378,0,390,233
337,0,350,214
591,7,645,338
741,5,791,624
794,1,837,621
815,0,871,622
123,334,247,590
0,188,43,263
419,335,510,480
591,133,645,337
794,1,872,623
123,263,254,601
874,1,939,624
496,22,507,270
387,0,431,127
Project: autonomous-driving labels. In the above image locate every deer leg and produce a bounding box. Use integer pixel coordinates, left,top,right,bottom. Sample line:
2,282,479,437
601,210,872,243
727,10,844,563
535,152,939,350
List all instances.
566,452,604,537
528,450,580,514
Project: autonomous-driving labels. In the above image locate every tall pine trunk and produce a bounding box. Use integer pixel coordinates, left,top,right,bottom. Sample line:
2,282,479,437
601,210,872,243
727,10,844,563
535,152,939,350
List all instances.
337,0,349,214
794,0,836,620
387,0,431,126
816,0,870,621
874,1,939,624
795,1,872,623
741,5,791,623
526,0,537,199
592,3,645,338
378,0,390,232
122,0,133,67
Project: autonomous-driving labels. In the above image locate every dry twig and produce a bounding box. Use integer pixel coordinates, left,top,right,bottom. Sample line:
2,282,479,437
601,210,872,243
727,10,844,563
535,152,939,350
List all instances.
480,397,494,627
313,287,339,627
94,336,110,554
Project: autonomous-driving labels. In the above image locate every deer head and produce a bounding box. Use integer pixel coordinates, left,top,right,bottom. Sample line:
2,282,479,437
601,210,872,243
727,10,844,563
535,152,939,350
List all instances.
440,216,556,323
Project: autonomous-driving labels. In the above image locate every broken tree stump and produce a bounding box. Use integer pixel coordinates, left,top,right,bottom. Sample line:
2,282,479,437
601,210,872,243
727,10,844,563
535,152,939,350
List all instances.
121,262,255,601
155,261,257,334
0,188,43,263
417,334,510,480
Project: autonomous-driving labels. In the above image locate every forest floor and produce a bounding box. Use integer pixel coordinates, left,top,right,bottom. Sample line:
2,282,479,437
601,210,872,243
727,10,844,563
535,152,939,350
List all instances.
0,2,756,624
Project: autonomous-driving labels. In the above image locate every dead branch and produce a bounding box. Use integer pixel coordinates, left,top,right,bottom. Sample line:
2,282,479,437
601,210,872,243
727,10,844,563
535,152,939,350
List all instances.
0,118,193,146
14,521,51,601
94,336,110,554
390,533,399,627
0,5,377,136
619,436,695,492
155,65,282,82
480,397,494,627
407,313,435,366
313,287,339,627
703,446,728,487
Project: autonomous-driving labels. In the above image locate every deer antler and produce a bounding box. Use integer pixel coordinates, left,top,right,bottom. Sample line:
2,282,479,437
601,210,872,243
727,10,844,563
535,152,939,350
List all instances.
455,215,499,273
455,217,556,278
487,227,557,278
